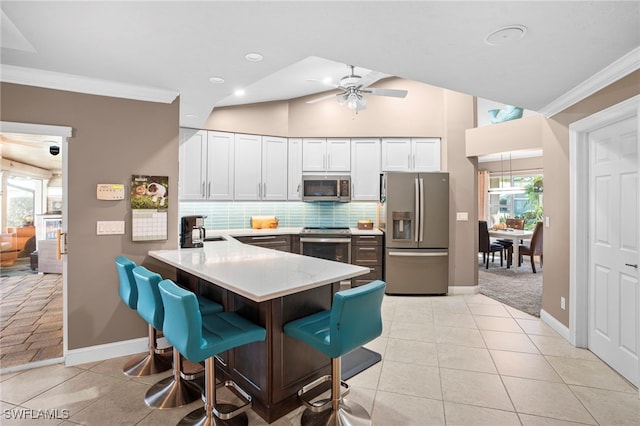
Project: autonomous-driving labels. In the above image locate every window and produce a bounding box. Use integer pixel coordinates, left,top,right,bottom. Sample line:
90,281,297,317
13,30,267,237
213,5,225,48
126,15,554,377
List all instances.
487,172,543,230
6,177,36,227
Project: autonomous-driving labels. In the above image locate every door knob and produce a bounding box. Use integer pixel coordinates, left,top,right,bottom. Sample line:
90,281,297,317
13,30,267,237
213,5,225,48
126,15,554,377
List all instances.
625,263,638,269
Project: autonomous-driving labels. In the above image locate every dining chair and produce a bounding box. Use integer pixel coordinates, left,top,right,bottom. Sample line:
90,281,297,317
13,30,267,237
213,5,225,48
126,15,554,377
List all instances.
496,218,526,268
519,221,543,273
479,221,505,269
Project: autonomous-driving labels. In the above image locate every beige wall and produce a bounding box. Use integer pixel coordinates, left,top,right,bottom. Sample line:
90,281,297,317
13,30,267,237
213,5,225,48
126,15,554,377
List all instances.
541,70,640,326
479,156,544,173
465,115,545,157
0,82,180,350
445,91,478,288
207,78,445,138
204,100,289,137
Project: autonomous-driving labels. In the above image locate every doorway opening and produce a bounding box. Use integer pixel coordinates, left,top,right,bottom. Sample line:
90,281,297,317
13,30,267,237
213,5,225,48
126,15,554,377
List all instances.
1,122,70,372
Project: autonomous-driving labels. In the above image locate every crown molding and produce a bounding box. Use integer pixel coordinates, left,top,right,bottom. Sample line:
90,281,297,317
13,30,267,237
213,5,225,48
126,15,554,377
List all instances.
538,47,640,118
0,65,179,104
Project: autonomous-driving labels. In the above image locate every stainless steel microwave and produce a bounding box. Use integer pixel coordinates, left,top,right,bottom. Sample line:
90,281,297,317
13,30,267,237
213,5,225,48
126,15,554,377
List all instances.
301,175,351,202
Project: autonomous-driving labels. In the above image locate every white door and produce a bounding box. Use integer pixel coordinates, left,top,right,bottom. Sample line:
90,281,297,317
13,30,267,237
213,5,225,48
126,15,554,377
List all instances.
234,134,262,200
207,131,234,200
381,138,412,171
179,128,207,200
412,138,441,172
588,115,639,386
287,138,303,200
302,138,326,171
326,138,351,171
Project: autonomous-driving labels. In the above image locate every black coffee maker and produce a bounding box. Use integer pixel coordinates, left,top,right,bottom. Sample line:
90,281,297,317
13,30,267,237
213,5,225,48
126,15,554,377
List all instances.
180,215,206,248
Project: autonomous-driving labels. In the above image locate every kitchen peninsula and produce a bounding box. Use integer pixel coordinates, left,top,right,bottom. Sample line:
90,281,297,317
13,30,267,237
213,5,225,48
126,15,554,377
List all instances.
149,237,371,423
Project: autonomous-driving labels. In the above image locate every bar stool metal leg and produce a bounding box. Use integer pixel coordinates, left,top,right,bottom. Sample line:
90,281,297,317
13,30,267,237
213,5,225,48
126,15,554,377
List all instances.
123,325,172,377
144,347,203,409
178,357,250,426
299,357,371,426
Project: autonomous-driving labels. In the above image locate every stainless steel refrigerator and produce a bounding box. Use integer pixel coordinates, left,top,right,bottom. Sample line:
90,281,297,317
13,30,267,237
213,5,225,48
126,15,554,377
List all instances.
380,172,449,294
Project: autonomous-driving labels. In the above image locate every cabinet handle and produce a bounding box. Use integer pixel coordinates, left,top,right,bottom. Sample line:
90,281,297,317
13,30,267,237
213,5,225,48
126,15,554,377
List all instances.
408,154,411,168
358,235,375,239
625,263,638,269
207,182,211,198
358,247,376,251
263,183,266,198
297,184,300,194
257,183,261,197
202,182,206,198
413,154,416,169
328,153,331,169
252,236,278,240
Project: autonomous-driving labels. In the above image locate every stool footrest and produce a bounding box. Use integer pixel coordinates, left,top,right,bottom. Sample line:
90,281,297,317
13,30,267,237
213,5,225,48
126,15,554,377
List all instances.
298,375,349,413
213,379,252,420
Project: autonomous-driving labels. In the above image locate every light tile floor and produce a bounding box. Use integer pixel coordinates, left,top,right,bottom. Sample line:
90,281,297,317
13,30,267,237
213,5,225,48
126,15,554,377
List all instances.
1,294,638,425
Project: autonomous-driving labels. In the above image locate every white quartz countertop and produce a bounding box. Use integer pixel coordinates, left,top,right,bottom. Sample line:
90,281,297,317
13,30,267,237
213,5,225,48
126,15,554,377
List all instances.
149,238,370,303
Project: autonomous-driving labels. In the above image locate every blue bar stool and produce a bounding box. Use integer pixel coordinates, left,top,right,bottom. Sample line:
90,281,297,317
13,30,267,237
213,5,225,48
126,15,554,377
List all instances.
283,280,385,426
115,256,171,377
134,266,222,409
158,278,266,426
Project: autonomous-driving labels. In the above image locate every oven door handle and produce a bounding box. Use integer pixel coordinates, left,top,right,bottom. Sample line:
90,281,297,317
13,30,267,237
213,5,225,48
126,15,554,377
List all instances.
300,237,352,244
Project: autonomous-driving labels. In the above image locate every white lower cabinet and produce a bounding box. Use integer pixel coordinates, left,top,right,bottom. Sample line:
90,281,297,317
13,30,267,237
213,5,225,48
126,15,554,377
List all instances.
234,134,288,201
351,138,381,200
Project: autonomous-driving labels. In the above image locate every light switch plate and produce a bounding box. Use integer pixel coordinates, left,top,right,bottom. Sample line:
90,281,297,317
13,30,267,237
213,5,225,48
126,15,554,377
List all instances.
97,221,125,235
456,212,469,221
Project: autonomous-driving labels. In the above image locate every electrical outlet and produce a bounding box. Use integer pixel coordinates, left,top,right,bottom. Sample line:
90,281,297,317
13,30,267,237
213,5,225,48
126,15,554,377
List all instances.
545,216,550,227
456,212,469,221
560,296,566,310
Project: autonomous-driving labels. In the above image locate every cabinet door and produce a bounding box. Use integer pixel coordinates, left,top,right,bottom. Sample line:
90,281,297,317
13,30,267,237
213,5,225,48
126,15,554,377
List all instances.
262,136,288,200
288,138,303,200
351,138,381,200
302,138,326,171
179,128,207,200
381,138,412,171
326,138,351,171
412,138,441,172
207,131,235,200
234,134,262,200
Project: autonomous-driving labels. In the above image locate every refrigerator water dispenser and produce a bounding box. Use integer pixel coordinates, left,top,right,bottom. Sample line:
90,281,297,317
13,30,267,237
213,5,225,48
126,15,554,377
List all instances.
392,211,412,240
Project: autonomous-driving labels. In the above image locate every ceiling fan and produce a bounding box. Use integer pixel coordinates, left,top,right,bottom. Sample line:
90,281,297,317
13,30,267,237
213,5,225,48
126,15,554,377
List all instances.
306,65,408,112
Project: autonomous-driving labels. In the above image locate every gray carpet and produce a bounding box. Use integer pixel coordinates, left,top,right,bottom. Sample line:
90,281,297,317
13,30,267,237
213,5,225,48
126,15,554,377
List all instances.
478,257,542,317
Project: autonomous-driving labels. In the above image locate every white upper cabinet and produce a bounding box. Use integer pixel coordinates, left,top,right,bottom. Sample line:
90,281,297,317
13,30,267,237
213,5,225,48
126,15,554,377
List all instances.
302,138,351,172
288,138,303,200
207,131,235,200
179,129,234,200
261,136,288,200
351,138,381,201
234,134,288,201
381,137,441,172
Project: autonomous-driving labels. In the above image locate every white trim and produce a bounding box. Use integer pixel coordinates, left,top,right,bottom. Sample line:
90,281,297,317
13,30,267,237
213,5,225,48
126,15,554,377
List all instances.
0,65,178,104
448,285,479,295
540,309,571,342
539,47,640,117
0,121,72,137
0,357,64,375
65,338,149,367
569,95,640,384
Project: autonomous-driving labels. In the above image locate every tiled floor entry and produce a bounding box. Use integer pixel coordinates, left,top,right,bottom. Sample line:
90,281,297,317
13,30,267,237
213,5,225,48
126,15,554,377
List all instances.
0,267,63,368
1,293,637,425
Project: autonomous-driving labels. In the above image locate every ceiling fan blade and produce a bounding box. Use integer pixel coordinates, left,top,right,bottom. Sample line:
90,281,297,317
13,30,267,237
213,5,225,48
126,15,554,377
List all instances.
356,70,385,89
306,92,341,104
365,88,408,98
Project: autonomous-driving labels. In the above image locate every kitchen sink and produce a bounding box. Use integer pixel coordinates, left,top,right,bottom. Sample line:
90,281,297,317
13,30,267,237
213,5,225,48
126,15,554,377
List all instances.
204,236,226,242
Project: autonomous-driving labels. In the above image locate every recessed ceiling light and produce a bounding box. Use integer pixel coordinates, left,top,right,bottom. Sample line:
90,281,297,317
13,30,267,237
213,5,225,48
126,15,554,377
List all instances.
245,52,263,62
234,89,246,96
209,76,225,84
484,25,528,46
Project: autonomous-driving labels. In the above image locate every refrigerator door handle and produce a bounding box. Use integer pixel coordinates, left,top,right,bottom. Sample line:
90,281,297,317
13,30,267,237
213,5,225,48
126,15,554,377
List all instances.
414,177,420,242
388,251,448,257
419,177,425,243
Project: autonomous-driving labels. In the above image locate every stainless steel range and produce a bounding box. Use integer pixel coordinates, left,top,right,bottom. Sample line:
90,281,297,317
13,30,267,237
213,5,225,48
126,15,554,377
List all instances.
299,227,352,263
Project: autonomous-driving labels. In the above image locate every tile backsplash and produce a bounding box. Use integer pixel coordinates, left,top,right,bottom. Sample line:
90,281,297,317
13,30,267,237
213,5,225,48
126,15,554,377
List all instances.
179,201,378,230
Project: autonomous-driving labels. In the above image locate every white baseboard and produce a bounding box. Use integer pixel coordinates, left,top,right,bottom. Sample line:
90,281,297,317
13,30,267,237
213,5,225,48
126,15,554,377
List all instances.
0,357,64,375
540,309,571,342
448,285,479,295
65,337,169,367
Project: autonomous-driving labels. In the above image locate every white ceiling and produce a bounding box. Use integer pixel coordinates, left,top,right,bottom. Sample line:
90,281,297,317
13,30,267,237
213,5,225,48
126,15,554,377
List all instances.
1,1,638,131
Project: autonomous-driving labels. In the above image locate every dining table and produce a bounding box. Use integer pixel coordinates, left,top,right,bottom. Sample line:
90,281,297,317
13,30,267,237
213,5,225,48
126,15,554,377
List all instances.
488,228,534,272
